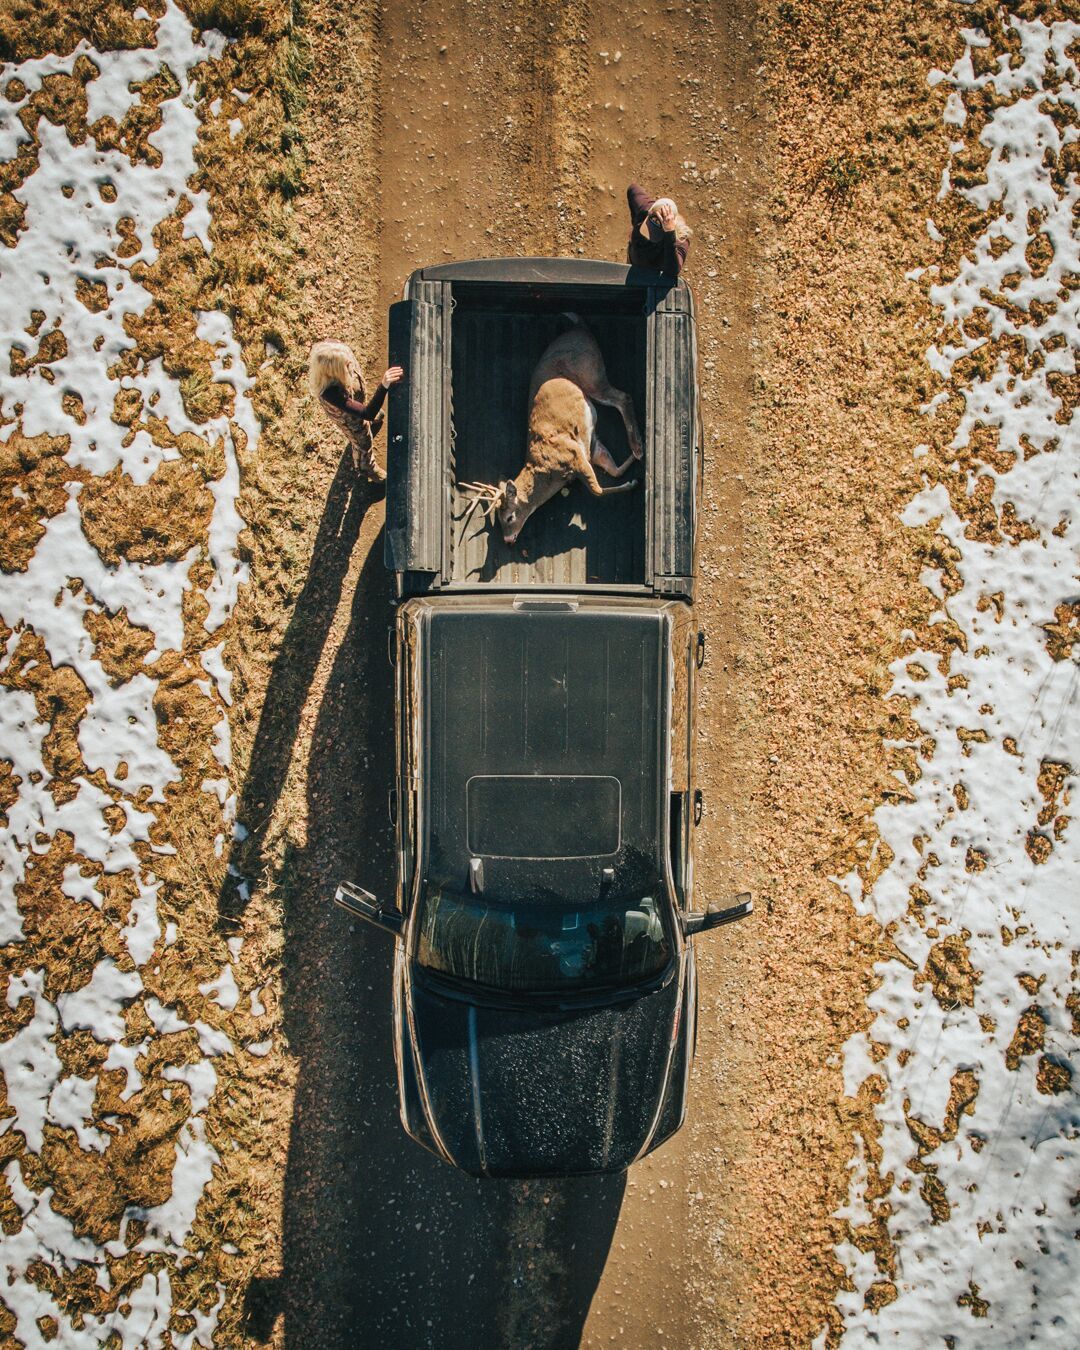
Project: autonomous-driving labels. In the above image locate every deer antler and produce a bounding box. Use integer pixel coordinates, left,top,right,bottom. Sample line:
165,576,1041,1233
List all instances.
456,481,505,530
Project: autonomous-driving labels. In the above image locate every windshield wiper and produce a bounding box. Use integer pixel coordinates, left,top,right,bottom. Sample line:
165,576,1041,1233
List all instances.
415,960,675,1011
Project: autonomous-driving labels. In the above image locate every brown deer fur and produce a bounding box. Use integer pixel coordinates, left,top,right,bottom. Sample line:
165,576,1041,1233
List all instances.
496,320,643,544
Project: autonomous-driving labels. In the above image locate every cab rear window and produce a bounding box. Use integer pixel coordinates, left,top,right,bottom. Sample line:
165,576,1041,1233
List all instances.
466,775,621,859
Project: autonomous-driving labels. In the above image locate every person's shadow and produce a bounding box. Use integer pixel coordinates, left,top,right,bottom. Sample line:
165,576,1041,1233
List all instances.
221,456,383,915
225,456,625,1348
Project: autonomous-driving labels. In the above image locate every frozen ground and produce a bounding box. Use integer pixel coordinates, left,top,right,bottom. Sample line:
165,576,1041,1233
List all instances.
823,12,1080,1346
0,3,256,1342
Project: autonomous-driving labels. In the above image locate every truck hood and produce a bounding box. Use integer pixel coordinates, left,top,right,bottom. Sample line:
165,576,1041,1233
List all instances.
407,970,680,1176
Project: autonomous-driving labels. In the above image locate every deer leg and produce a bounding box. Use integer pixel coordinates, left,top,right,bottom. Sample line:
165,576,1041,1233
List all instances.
575,442,606,497
577,443,637,497
591,437,635,480
585,384,644,461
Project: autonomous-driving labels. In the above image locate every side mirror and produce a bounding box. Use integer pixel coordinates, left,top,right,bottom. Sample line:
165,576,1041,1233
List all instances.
683,892,753,936
333,881,403,936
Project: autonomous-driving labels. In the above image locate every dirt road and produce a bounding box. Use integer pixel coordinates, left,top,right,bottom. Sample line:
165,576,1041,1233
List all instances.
255,1,768,1345
238,0,921,1343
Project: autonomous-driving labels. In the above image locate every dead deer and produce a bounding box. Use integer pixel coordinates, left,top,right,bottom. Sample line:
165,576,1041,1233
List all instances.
478,317,644,546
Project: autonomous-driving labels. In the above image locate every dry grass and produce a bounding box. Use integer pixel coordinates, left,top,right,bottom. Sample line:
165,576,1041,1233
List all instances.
733,0,1078,1342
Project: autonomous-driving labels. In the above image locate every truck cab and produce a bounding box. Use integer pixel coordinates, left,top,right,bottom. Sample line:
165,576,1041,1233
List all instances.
335,259,751,1177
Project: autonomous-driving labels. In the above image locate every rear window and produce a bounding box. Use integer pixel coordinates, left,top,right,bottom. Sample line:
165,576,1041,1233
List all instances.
466,775,621,859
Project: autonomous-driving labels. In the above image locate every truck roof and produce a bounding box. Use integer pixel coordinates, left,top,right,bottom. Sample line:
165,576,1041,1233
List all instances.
418,598,669,905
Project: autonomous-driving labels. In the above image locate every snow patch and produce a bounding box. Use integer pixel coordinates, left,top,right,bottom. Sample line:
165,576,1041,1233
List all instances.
0,970,60,1152
199,963,239,1011
826,14,1080,1346
57,959,142,1042
48,1074,109,1152
0,5,254,1343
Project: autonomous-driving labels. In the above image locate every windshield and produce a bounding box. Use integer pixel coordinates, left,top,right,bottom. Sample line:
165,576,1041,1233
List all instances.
415,888,673,995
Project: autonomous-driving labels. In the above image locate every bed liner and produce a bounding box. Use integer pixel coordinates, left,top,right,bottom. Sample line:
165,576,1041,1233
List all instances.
385,258,699,599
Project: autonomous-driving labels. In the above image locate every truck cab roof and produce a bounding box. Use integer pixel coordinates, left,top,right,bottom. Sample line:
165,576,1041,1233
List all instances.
412,595,674,907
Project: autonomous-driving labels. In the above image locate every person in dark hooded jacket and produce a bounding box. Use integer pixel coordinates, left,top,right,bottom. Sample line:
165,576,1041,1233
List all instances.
625,183,691,276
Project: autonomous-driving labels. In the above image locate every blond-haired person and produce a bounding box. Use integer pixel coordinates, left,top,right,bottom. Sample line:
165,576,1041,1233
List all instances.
308,339,404,483
625,184,691,276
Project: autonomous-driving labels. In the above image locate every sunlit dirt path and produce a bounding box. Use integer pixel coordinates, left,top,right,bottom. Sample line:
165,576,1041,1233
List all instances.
284,1,765,1345
373,4,765,1346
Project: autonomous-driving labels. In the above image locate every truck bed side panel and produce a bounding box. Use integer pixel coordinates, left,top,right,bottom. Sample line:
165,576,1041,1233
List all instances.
647,287,695,593
386,280,452,576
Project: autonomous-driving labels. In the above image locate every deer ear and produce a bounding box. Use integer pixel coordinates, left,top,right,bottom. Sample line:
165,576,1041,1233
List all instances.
503,479,517,504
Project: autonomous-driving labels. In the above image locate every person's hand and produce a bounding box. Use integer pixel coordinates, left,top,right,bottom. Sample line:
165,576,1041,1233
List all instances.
381,365,405,389
651,198,678,232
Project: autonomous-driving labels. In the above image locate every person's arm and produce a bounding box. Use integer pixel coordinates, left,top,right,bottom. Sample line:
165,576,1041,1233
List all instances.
345,381,388,421
661,231,689,275
627,182,654,225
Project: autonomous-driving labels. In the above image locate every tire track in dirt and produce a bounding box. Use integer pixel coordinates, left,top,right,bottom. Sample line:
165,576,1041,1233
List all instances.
376,0,594,303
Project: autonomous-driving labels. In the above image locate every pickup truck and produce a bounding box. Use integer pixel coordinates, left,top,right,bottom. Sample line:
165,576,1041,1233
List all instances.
334,258,751,1178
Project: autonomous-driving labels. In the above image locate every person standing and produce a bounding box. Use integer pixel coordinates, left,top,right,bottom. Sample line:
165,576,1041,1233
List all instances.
308,338,404,483
625,183,691,276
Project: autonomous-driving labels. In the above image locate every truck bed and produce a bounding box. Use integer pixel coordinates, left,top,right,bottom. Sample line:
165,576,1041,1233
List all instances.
450,306,647,587
386,260,697,599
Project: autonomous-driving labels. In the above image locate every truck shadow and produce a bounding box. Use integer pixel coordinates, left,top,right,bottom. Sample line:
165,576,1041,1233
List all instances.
232,463,625,1347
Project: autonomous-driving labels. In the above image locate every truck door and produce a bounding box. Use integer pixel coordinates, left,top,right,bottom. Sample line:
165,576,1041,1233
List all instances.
668,608,694,910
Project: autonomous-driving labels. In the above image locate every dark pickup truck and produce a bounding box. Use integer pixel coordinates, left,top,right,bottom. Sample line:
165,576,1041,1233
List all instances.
335,258,751,1178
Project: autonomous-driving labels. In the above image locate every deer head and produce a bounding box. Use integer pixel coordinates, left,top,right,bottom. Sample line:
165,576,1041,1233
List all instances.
496,478,529,545
457,475,541,547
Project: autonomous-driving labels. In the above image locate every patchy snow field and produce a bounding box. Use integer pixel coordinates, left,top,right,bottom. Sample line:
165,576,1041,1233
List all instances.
825,12,1080,1346
0,3,257,1342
